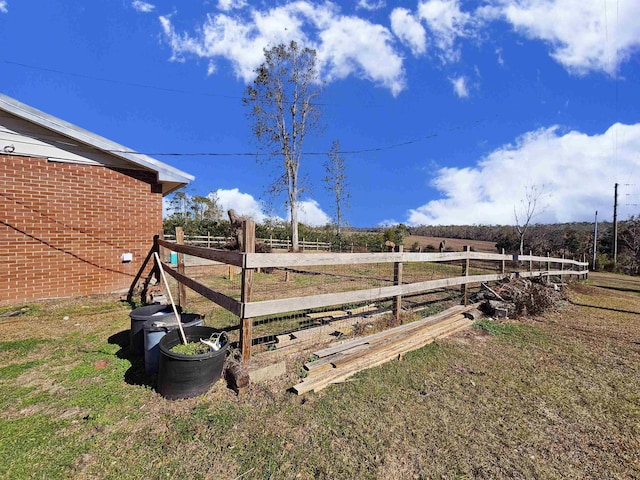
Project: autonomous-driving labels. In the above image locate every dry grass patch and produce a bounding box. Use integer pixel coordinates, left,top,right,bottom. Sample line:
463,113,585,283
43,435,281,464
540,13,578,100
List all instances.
1,274,640,479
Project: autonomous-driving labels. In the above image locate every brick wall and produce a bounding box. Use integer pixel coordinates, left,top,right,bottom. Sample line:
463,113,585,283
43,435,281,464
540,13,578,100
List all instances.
0,155,163,303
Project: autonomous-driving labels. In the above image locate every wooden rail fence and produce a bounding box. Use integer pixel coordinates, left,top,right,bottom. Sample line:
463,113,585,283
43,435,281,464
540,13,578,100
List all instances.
145,221,589,363
164,233,331,251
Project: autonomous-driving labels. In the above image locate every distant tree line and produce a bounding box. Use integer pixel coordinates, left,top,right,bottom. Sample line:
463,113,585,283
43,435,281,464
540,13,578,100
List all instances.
163,192,639,274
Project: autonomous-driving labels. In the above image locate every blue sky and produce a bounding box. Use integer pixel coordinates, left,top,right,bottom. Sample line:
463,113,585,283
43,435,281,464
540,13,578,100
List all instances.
1,0,639,227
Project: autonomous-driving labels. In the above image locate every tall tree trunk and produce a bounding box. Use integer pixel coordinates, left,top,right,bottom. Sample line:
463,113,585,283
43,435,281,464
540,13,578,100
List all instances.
290,199,299,251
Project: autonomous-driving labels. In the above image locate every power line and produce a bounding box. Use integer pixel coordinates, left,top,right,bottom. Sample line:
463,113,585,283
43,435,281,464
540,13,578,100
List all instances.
3,60,242,100
3,59,331,105
2,114,491,159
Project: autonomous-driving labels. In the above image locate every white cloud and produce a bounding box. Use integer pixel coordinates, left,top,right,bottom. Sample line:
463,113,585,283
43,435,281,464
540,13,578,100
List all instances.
417,0,474,63
450,75,469,98
318,15,405,95
390,8,427,56
295,199,331,227
159,2,406,95
211,188,330,226
357,0,386,11
378,219,400,227
0,1,7,14
488,0,640,75
217,0,247,12
406,123,640,225
213,188,268,222
131,0,155,13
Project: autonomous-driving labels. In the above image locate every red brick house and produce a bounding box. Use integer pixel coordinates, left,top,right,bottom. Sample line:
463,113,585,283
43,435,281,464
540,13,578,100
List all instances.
0,94,193,303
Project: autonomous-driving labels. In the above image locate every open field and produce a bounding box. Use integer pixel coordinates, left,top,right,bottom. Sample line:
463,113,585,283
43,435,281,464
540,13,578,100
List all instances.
1,272,639,479
405,235,498,253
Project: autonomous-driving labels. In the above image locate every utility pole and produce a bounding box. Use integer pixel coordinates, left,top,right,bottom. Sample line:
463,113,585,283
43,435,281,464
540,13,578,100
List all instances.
592,210,598,270
613,183,619,265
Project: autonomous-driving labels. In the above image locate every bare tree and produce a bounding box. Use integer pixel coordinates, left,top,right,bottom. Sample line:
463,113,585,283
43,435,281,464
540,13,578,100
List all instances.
514,185,546,255
619,215,640,274
243,41,322,251
324,139,350,237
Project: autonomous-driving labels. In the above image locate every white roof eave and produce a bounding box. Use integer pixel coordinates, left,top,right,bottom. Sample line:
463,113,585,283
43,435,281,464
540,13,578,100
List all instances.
0,94,195,186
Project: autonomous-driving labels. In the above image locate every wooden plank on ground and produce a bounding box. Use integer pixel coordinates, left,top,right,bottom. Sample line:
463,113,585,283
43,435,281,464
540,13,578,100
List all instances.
328,314,467,370
304,344,371,373
346,304,378,315
296,319,472,394
313,304,475,358
306,310,348,319
273,313,376,349
292,318,472,394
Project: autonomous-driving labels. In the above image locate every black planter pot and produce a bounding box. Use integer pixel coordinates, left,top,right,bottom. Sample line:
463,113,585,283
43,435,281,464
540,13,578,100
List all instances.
129,304,182,356
143,313,204,375
157,326,229,400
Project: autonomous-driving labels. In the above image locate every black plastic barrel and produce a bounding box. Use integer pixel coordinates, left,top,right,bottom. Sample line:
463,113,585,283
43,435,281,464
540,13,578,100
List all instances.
157,326,229,400
143,313,204,375
129,304,182,356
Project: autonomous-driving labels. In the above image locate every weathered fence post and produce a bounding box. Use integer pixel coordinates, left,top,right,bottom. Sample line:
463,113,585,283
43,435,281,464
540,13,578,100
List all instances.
175,227,187,308
546,252,551,283
561,254,565,283
583,253,588,280
393,245,404,324
462,246,470,306
529,250,533,274
240,219,256,364
501,248,506,275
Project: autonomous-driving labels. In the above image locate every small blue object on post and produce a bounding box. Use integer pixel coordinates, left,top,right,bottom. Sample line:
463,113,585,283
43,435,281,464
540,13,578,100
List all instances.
170,252,178,264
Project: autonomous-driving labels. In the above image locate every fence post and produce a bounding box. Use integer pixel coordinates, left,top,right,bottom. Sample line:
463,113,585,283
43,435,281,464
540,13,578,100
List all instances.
152,234,161,284
240,219,256,364
175,227,187,308
462,246,470,306
546,252,551,283
501,248,505,275
207,232,211,248
561,254,565,283
393,245,404,323
529,250,533,275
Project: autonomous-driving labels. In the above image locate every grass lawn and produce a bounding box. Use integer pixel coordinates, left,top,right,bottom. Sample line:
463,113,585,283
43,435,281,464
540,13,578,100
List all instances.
1,272,639,479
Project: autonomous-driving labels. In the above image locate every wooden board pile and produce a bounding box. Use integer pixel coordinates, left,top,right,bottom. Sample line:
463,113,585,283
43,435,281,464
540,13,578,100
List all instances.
292,304,478,394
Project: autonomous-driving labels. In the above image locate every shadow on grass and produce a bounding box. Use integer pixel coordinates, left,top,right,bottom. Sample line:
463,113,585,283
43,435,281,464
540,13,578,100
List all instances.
107,330,156,389
594,285,640,295
568,299,640,316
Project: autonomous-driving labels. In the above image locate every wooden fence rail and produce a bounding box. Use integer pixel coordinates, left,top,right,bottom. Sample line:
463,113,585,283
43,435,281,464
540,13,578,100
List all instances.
164,234,331,251
152,222,589,363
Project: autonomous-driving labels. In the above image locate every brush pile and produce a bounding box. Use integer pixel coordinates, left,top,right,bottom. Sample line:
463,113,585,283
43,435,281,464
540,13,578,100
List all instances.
477,278,565,318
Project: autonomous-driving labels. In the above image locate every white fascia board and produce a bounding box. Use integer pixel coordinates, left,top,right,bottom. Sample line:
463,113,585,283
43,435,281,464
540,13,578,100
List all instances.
0,94,195,185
